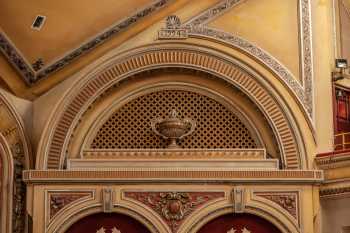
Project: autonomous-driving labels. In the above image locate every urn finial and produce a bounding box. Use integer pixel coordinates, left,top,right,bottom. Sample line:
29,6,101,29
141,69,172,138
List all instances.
151,110,196,149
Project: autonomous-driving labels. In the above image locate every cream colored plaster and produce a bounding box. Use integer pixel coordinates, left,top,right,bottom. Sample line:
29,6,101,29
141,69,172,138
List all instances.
208,0,301,79
321,197,350,233
29,183,317,233
0,90,33,153
312,0,335,153
0,0,153,63
324,166,350,180
32,72,78,153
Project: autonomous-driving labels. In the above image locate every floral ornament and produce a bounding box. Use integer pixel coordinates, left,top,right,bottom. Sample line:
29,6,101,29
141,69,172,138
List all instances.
166,15,181,29
125,191,224,232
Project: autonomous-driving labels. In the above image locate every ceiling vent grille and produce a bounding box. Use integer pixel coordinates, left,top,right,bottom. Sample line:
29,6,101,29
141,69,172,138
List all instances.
31,15,46,30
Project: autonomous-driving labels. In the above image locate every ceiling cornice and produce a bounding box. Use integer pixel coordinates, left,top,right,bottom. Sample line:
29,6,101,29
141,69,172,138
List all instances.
0,0,172,85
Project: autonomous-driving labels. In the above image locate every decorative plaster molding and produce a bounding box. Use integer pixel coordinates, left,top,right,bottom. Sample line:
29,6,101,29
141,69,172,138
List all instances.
124,191,224,232
255,191,299,223
0,34,35,84
0,0,314,120
158,15,188,40
102,188,114,213
22,170,323,183
181,0,314,117
315,151,350,169
320,186,350,199
48,191,92,220
82,149,266,159
0,93,32,233
232,187,245,213
0,0,171,84
40,46,304,170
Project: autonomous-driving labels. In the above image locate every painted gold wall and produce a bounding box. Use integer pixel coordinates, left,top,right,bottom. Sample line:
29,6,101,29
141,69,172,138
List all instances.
208,0,301,79
0,0,153,63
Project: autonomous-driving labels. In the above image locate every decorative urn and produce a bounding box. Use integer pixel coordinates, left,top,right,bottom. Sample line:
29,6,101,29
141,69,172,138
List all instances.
151,110,196,148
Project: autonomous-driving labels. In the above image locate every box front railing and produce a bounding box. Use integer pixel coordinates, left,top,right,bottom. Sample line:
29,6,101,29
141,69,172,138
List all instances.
334,132,350,150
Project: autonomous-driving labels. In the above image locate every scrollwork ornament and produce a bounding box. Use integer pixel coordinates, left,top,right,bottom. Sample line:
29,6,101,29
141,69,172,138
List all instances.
125,191,224,232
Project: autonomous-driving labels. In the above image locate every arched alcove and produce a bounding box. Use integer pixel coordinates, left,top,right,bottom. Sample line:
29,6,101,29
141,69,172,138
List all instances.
64,212,152,233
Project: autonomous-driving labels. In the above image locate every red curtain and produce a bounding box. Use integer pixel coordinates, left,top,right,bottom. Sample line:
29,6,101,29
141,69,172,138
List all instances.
197,213,282,233
65,213,151,233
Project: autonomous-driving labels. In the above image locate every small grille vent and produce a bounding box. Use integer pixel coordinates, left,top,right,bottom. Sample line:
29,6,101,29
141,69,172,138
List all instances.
31,15,46,30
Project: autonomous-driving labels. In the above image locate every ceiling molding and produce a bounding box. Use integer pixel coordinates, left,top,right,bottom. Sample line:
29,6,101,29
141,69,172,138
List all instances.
182,0,314,119
0,0,172,85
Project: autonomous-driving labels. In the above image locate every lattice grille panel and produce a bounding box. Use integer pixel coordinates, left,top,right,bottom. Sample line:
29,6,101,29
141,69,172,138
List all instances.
91,90,257,149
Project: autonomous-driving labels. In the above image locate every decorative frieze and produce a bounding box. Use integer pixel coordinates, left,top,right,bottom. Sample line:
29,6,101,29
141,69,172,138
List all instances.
255,192,299,223
0,34,35,84
320,186,350,199
315,151,350,169
23,170,324,183
49,191,92,220
83,149,266,160
125,191,224,232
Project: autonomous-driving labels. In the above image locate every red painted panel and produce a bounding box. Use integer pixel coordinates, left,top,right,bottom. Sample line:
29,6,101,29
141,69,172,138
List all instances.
334,87,350,133
197,214,282,233
65,213,151,233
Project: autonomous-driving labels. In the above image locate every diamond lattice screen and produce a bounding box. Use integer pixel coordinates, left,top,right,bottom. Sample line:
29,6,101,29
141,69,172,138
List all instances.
91,90,258,149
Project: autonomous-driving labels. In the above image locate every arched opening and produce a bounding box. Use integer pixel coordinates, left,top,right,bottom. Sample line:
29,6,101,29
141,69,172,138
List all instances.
197,213,282,233
64,212,152,233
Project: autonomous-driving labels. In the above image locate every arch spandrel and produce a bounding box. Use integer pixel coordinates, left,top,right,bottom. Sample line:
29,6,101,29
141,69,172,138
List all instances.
36,42,310,170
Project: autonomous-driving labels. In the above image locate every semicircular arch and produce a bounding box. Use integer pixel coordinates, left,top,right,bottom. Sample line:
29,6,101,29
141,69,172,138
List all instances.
51,205,163,233
37,42,309,170
185,205,298,233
